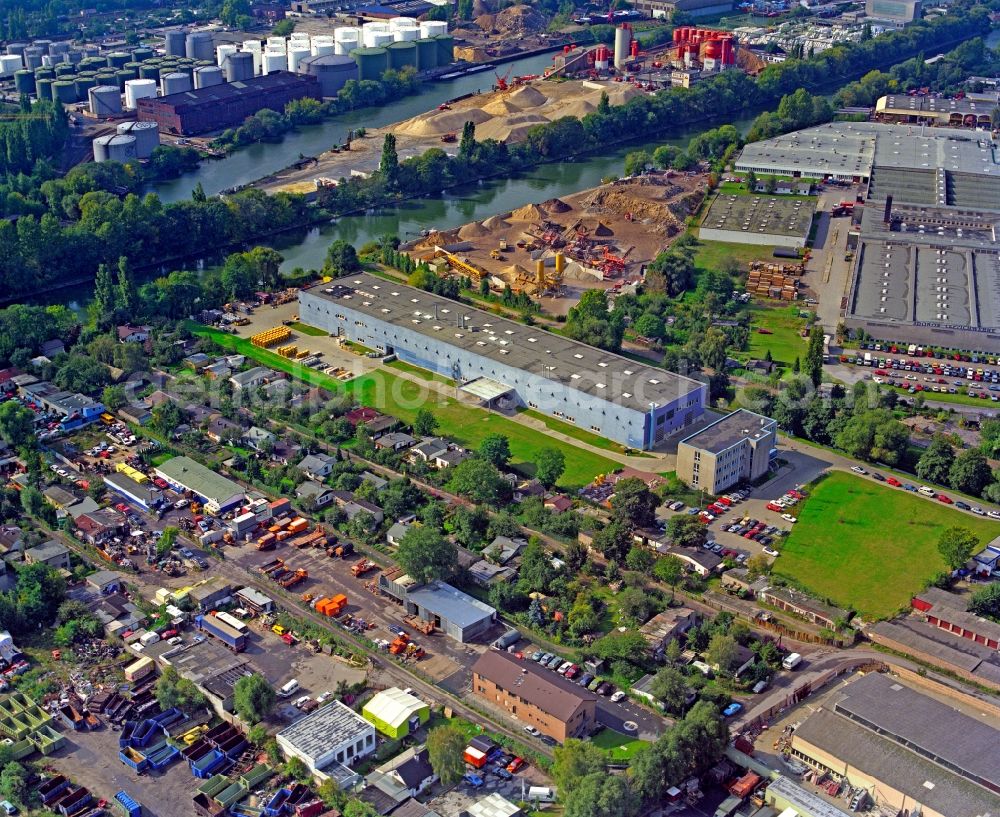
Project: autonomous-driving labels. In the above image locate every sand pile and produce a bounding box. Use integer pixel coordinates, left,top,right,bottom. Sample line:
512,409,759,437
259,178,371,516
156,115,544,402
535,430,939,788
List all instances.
552,99,597,119
475,114,548,142
491,5,547,35
481,98,523,116
542,197,571,213
458,221,492,239
508,85,548,107
501,263,531,279
586,188,677,223
481,214,511,230
397,107,491,137
474,13,496,31
510,203,545,222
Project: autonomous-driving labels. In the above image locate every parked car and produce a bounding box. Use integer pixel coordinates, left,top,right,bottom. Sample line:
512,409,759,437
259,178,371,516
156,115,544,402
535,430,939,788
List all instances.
494,767,513,780
610,690,626,702
850,466,867,474
463,773,484,788
937,494,953,504
577,673,595,687
587,677,602,691
871,473,886,482
886,477,902,487
781,514,797,523
523,726,540,737
507,757,526,774
763,547,780,557
722,702,743,717
955,501,971,510
557,661,572,675
546,655,562,669
540,736,557,747
596,682,613,695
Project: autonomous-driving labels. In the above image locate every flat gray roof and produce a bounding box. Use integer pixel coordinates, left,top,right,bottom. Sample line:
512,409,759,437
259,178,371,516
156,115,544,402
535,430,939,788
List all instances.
878,93,1000,119
764,775,853,817
678,408,775,454
302,274,704,415
405,581,494,628
701,194,813,238
277,701,371,761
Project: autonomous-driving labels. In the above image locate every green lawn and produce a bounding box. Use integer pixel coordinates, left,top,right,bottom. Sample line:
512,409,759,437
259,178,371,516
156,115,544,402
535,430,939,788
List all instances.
290,321,328,337
776,472,1000,619
692,238,781,275
591,728,649,762
188,322,617,488
746,304,807,367
386,359,455,385
520,409,631,455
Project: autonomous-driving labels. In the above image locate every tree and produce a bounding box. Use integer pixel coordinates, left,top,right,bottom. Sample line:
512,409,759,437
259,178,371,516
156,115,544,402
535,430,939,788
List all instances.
610,478,658,529
155,666,207,711
324,240,359,276
564,289,623,351
624,150,651,176
917,434,955,485
233,673,276,724
285,756,312,782
650,666,688,714
625,545,654,573
535,447,565,488
458,120,476,160
151,401,182,438
447,458,511,505
0,401,34,449
93,262,116,330
221,0,251,25
745,553,771,579
706,632,740,675
592,629,648,663
969,583,1000,620
666,515,707,549
949,448,992,496
396,526,456,583
157,526,178,557
412,408,438,437
477,433,511,468
426,724,465,786
835,409,908,465
593,519,632,562
518,537,554,593
0,762,26,806
804,325,824,387
379,133,399,189
551,739,606,792
618,587,656,625
116,255,138,321
936,526,980,572
653,555,684,601
222,252,258,300
563,772,638,817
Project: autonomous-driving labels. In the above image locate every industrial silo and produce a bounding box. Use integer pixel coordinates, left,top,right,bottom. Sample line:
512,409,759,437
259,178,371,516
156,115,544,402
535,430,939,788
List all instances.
193,65,224,88
185,31,214,61
334,28,360,55
386,41,416,71
49,41,70,55
614,24,630,70
362,22,390,47
88,85,121,115
52,80,79,104
139,62,161,80
289,32,311,50
124,78,157,109
311,36,335,57
34,39,52,54
0,55,23,77
262,50,286,75
161,72,191,95
434,34,454,66
242,39,262,74
79,56,105,72
350,47,388,82
419,21,448,38
121,62,141,77
117,121,159,158
13,70,33,95
67,50,83,65
113,70,133,90
34,77,53,100
266,36,287,51
131,46,154,62
23,47,44,69
5,43,28,58
74,75,96,99
94,69,118,87
54,62,76,77
106,51,130,68
93,134,137,163
216,43,238,67
299,54,358,97
165,30,186,57
394,27,419,42
414,39,437,72
287,44,310,73
225,51,254,81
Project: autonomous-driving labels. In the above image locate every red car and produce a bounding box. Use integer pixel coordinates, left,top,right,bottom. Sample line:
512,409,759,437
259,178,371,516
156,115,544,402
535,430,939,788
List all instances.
153,477,168,489
788,489,806,499
115,503,129,513
716,497,732,506
937,494,953,504
766,502,783,512
886,477,902,487
507,757,526,774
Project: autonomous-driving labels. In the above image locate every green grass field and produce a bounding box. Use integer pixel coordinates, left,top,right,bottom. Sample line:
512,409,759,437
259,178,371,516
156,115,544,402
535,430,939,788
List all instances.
746,304,807,367
591,728,649,762
776,472,1000,619
693,239,779,274
188,322,617,488
290,321,327,337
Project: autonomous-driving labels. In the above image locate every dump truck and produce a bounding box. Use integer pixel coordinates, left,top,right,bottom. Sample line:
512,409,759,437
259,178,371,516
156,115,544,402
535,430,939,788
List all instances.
389,634,410,654
279,569,308,589
351,559,375,577
259,558,284,575
327,542,354,558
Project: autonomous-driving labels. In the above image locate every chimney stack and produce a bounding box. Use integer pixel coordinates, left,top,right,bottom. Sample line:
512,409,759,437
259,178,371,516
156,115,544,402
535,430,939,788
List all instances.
883,195,893,225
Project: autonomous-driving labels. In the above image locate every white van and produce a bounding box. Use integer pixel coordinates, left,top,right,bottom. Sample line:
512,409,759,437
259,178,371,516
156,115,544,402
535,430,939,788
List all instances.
278,679,300,698
139,631,161,647
527,787,556,803
782,652,802,671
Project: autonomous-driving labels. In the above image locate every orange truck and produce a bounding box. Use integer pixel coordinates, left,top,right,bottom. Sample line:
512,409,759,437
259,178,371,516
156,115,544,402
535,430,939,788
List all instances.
280,569,308,588
351,559,375,577
256,533,277,551
288,518,309,535
276,530,292,541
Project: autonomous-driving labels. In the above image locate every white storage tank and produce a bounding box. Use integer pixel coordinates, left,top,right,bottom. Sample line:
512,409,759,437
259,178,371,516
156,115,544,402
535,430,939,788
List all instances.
88,85,122,116
262,50,286,75
124,78,157,109
266,36,287,51
419,21,448,38
216,43,238,67
334,28,360,55
161,71,192,95
193,65,224,88
185,31,214,61
393,27,419,42
0,55,22,77
117,121,160,158
242,39,263,74
287,45,310,73
93,133,137,163
366,31,394,48
311,36,335,57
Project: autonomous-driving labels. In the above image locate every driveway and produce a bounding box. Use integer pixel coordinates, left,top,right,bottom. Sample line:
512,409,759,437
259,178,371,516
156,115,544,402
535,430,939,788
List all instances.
596,698,668,741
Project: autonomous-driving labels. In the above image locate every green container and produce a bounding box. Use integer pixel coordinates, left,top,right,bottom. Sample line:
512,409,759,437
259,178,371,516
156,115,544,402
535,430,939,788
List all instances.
51,80,78,103
113,70,132,89
106,51,130,68
54,63,75,77
74,76,96,97
95,70,117,84
131,47,154,62
350,47,388,82
34,77,53,100
435,34,453,66
139,64,161,79
34,68,55,81
386,41,416,71
79,57,105,71
14,70,34,95
123,61,141,74
414,38,437,72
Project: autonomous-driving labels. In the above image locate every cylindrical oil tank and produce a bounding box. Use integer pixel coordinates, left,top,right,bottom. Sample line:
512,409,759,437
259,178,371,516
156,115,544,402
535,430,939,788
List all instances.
117,121,159,158
334,29,360,55
49,40,70,55
114,70,133,89
24,48,43,69
34,77,53,100
367,31,394,49
434,34,453,65
79,56,105,71
124,78,157,109
393,27,419,42
51,80,77,103
120,62,140,77
139,63,161,80
262,50,286,75
351,47,388,81
419,20,448,38
41,54,62,67
225,51,254,81
94,70,118,86
55,63,76,77
386,41,416,71
81,45,100,57
34,39,52,54
311,36,335,57
613,25,630,69
0,55,23,77
74,75,96,98
216,43,238,67
34,67,54,80
289,32,311,48
161,71,191,95
67,50,83,64
185,31,214,61
193,65,224,88
414,38,437,71
299,54,358,97
287,45,310,73
106,51,130,68
266,36,286,51
389,16,414,29
13,70,33,94
88,84,121,115
93,134,137,163
6,43,28,58
131,46,153,62
165,30,186,57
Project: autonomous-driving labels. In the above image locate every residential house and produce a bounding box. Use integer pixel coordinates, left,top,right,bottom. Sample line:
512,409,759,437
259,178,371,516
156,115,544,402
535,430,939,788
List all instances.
244,426,276,451
75,510,126,546
386,521,412,547
344,407,381,427
973,537,1000,577
185,353,211,371
42,485,80,514
361,471,388,490
0,526,24,556
297,453,336,480
184,403,218,426
40,338,65,358
269,438,299,465
408,438,449,464
513,480,545,502
377,747,436,798
433,448,470,469
117,325,151,344
203,361,232,380
655,544,722,576
469,561,517,587
229,367,277,391
24,540,72,571
375,432,417,452
296,480,336,508
85,570,122,595
544,495,573,513
206,417,243,443
639,607,700,654
486,536,526,565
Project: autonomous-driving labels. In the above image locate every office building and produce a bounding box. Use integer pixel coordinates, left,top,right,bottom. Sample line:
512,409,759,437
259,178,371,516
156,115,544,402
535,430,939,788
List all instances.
676,409,777,493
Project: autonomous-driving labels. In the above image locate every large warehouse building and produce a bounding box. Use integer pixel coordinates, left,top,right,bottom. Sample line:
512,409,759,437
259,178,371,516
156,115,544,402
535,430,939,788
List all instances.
137,71,321,135
154,456,245,514
698,194,813,248
875,93,996,127
789,673,1000,817
299,275,706,449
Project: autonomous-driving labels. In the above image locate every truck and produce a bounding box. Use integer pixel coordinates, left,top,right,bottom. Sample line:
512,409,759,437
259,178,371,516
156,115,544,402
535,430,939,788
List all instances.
492,628,521,650
782,652,802,670
195,614,247,652
287,518,309,535
139,631,161,647
214,611,248,633
258,558,284,575
124,656,155,683
256,533,277,551
315,595,347,617
114,790,142,817
279,569,308,589
351,559,375,577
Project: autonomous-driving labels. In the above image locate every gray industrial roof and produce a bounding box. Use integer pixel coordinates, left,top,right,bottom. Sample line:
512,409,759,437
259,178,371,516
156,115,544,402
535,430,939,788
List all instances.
878,93,1000,118
832,673,1000,790
277,701,372,761
794,707,1000,817
405,581,494,628
155,456,244,506
304,274,704,415
764,775,853,817
701,194,813,238
678,408,775,454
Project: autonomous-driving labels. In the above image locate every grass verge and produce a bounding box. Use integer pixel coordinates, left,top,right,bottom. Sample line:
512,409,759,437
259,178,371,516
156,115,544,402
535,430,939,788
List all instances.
746,304,807,367
775,471,1000,619
591,728,649,762
290,321,328,337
